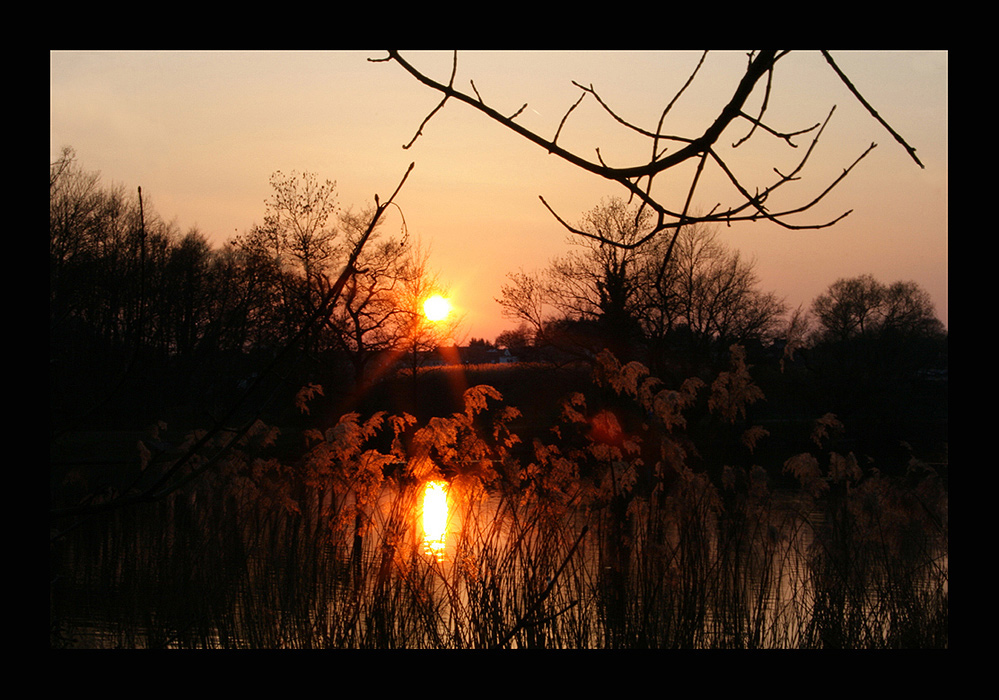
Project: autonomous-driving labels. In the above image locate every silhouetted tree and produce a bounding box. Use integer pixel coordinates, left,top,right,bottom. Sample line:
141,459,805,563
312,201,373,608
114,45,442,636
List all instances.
640,222,786,370
52,159,418,519
236,171,342,346
806,274,946,437
496,268,550,340
50,149,185,425
398,245,463,369
499,198,787,370
495,323,533,357
498,197,652,360
811,274,944,343
328,210,428,384
164,228,213,357
261,170,341,307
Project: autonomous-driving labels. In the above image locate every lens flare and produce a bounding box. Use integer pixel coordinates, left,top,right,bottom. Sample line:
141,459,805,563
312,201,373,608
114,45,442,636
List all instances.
422,480,449,560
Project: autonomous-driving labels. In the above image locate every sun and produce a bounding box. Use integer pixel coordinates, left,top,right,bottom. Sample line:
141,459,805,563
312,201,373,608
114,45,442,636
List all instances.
423,294,451,322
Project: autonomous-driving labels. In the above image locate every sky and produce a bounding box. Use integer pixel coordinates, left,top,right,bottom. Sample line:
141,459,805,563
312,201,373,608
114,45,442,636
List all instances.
49,50,948,341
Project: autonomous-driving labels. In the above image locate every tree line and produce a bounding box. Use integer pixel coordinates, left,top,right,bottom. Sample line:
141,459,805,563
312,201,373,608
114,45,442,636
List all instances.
494,197,945,381
51,147,945,440
49,148,455,430
496,197,788,374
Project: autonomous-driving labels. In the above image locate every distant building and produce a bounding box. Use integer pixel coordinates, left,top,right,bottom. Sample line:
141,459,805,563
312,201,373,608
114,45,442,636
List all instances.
497,349,518,364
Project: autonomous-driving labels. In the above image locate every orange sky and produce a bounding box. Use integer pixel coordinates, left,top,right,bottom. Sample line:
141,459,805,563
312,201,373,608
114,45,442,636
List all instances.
50,50,948,341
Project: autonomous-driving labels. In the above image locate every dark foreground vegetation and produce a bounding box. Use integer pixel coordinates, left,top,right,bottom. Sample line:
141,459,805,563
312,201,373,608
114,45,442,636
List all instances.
51,348,947,648
50,149,947,649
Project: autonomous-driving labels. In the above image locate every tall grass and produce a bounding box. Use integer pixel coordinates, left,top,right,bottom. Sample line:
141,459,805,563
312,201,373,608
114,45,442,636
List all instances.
50,350,947,649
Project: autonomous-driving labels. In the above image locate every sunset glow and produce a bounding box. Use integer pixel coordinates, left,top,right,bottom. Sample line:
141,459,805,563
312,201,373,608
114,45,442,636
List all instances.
48,50,949,650
422,480,448,560
423,294,451,322
49,51,947,340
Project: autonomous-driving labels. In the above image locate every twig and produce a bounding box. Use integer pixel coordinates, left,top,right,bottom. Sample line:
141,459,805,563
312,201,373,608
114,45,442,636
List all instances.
385,50,924,252
491,525,589,648
821,50,924,169
50,163,416,525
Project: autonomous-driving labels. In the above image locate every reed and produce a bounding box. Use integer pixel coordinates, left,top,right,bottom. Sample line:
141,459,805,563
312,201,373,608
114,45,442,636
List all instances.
50,351,947,649
50,464,946,648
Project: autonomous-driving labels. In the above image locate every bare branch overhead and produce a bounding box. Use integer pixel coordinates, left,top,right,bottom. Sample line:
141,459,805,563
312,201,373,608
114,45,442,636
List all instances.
378,50,924,259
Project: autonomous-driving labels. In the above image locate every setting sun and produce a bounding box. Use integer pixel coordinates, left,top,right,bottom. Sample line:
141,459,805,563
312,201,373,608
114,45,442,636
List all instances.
50,51,948,650
423,294,451,322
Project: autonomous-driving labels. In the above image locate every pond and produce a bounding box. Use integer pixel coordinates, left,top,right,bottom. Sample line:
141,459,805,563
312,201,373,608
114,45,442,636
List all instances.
50,472,948,649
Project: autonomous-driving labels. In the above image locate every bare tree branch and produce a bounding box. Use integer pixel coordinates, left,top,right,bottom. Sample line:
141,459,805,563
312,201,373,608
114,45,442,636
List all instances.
381,50,924,254
554,91,586,147
387,50,780,180
398,52,459,150
821,50,924,169
50,163,416,525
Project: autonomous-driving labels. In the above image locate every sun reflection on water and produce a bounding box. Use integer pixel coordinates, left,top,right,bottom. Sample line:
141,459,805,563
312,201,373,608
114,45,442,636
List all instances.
421,480,449,561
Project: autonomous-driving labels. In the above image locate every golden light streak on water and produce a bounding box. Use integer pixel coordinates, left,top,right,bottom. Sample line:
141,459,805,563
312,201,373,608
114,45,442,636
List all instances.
422,480,449,561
